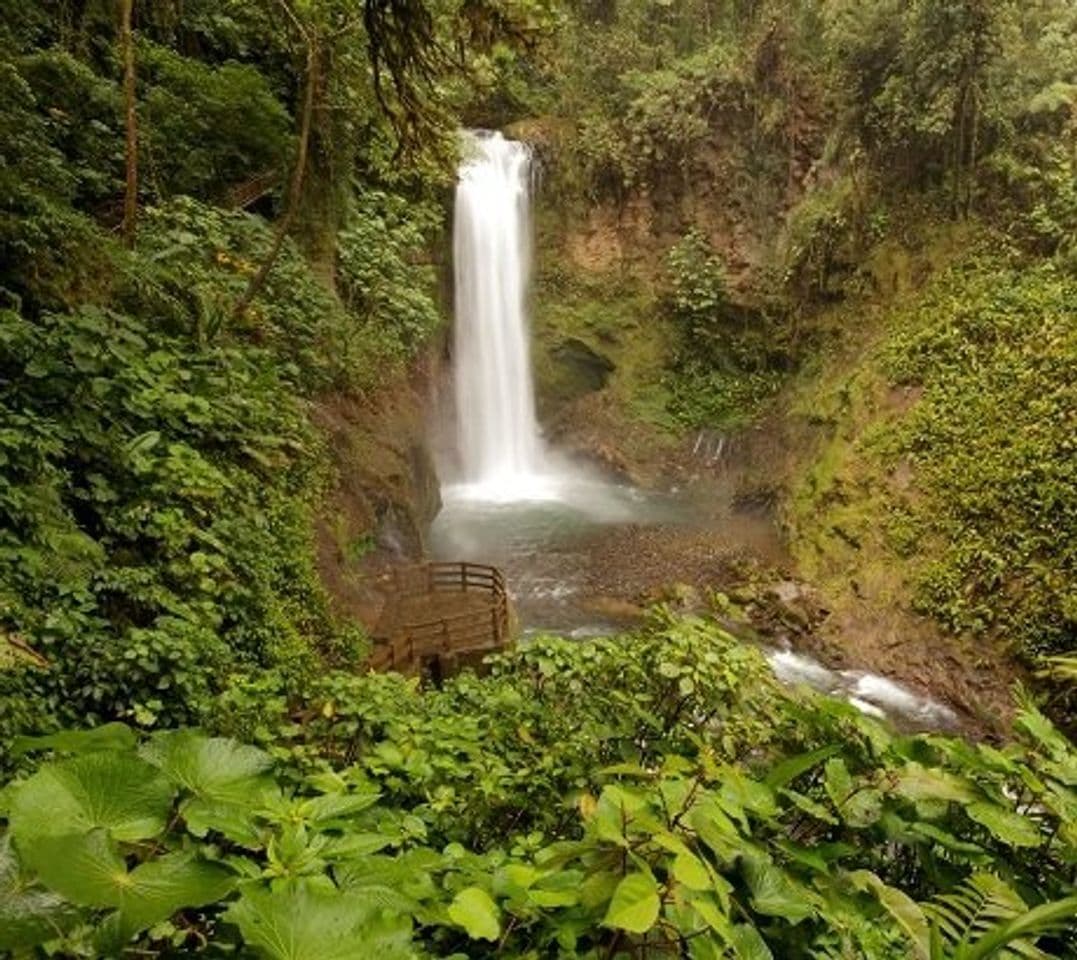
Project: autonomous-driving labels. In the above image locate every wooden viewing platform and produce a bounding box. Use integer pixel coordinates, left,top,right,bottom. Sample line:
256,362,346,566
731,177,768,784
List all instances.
368,562,511,675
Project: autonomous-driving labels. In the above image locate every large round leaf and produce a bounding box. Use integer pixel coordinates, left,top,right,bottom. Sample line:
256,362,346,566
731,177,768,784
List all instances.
24,830,234,920
448,886,501,941
140,730,274,804
0,836,81,950
9,752,174,843
224,885,414,960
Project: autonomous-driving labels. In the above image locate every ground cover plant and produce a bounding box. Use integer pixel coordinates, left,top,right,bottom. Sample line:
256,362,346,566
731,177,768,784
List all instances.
2,617,1076,958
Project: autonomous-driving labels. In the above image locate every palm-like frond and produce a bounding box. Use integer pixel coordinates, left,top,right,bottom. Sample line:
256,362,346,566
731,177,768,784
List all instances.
924,873,1075,960
1038,654,1077,686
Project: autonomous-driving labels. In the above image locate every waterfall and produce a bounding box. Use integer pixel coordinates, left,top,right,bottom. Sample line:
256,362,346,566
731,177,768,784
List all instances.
451,131,548,500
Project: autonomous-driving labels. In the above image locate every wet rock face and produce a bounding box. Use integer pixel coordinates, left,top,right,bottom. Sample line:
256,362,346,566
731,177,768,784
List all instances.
548,337,616,405
311,368,444,629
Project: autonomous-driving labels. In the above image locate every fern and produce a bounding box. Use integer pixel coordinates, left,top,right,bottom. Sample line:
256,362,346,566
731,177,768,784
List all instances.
1038,655,1077,686
924,873,1074,960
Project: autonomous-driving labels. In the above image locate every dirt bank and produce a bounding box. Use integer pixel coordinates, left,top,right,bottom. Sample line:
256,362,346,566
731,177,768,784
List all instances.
311,362,442,630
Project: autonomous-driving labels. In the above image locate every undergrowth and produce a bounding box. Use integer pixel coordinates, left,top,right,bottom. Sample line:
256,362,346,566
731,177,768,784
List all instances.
790,250,1077,662
2,615,1075,958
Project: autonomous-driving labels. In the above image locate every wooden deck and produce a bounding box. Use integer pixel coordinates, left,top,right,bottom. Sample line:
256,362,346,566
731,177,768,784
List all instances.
368,562,511,675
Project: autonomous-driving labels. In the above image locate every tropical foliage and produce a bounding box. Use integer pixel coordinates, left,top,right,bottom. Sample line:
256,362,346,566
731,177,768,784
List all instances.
0,0,501,749
2,617,1076,957
789,249,1077,676
1,1,1076,957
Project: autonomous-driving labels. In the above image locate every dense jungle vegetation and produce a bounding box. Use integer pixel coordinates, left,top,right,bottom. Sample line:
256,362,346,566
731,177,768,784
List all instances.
1,0,1075,957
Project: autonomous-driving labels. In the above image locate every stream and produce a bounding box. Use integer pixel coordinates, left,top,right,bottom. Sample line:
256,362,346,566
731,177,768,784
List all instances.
431,483,958,732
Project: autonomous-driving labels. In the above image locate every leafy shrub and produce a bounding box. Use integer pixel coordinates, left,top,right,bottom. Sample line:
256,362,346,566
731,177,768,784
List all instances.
666,362,785,430
664,230,785,427
1,618,1075,957
0,58,114,313
880,260,1077,656
16,50,124,209
0,301,353,748
139,41,292,202
336,190,443,363
620,43,746,186
132,198,373,390
779,176,863,304
667,229,730,342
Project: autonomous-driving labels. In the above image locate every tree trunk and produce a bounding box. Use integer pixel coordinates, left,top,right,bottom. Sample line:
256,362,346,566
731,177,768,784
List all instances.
232,35,318,323
965,84,980,218
121,0,138,247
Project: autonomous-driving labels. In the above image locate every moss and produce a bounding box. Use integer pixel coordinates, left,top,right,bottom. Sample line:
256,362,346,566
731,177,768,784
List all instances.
531,257,675,429
786,233,1077,660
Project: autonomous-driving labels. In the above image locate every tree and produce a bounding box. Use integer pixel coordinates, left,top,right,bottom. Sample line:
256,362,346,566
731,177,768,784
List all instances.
232,0,320,322
120,0,138,246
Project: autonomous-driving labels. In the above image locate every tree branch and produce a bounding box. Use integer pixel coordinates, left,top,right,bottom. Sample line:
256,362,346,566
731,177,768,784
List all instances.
232,15,318,323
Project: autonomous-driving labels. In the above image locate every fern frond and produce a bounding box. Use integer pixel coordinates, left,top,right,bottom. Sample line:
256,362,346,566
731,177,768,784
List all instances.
1037,654,1077,685
924,873,1072,960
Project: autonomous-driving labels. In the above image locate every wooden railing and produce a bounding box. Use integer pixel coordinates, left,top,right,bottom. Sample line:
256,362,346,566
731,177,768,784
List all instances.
368,562,510,674
227,170,280,209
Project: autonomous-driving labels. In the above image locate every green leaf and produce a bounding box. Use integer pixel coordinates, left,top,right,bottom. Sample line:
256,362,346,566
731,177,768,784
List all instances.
25,830,235,941
689,892,730,933
448,886,501,941
140,729,275,805
182,797,266,846
125,431,161,456
823,758,852,807
842,787,884,827
323,833,394,859
960,895,1077,960
225,884,413,960
690,799,741,862
822,757,883,826
529,887,580,908
850,870,929,959
13,723,137,757
907,822,986,857
301,791,381,825
603,871,661,934
778,788,838,825
730,922,774,959
24,830,127,907
892,764,977,804
672,850,712,891
741,855,814,924
965,802,1041,848
0,836,81,950
764,745,841,789
10,753,174,843
115,853,237,933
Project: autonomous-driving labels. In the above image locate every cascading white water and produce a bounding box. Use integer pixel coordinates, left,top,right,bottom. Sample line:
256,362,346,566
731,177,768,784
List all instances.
451,131,550,500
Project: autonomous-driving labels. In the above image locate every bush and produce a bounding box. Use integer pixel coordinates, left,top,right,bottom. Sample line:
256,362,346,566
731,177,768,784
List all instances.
664,230,786,427
1,617,1075,957
0,301,352,748
140,42,292,202
336,190,442,363
880,260,1077,656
